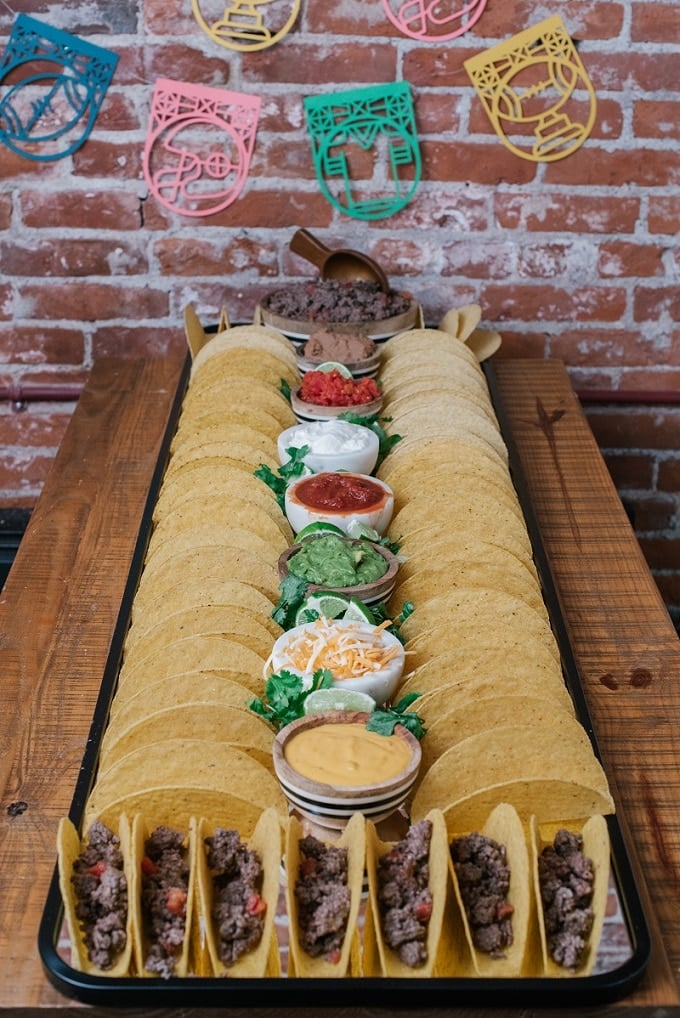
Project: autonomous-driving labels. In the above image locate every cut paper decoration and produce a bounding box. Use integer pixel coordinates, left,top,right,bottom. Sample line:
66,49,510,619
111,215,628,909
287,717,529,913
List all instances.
191,0,300,52
304,82,421,221
0,14,118,162
464,15,597,163
381,0,487,42
143,78,261,218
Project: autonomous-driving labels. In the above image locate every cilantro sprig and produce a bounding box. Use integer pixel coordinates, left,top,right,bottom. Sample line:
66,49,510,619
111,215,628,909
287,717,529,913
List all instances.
366,693,426,740
369,599,414,644
254,445,309,512
249,668,333,731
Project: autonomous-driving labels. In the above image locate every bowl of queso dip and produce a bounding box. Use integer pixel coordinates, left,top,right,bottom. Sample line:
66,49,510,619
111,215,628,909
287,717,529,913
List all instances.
273,711,421,830
278,419,379,475
285,472,394,536
278,534,399,605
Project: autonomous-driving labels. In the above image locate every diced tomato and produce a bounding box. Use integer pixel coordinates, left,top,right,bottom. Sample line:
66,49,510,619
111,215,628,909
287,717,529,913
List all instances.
497,902,515,920
326,947,342,964
299,369,380,407
141,855,160,876
415,899,433,923
165,887,187,915
86,860,107,878
245,892,267,917
299,856,318,877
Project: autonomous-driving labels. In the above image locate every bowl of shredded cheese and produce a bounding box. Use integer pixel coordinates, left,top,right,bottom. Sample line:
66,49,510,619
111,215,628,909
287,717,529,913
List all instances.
268,617,405,706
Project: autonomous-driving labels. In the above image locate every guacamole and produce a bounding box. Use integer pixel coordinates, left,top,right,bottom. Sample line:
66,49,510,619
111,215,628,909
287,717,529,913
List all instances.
288,534,387,588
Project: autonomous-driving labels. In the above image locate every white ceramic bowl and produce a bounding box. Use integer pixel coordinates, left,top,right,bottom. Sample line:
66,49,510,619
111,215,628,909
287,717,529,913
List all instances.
278,420,379,475
269,618,405,705
290,388,383,425
284,472,394,536
277,537,399,606
273,711,421,830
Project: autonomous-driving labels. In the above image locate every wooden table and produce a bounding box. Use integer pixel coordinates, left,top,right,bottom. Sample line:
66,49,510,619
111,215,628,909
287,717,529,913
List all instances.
1,356,678,1016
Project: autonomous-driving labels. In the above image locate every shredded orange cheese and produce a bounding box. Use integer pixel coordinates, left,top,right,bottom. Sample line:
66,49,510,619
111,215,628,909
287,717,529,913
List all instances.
279,617,400,680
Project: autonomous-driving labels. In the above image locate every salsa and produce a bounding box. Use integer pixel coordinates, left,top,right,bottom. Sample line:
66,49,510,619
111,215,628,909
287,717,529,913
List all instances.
299,368,380,407
294,472,387,512
288,534,387,588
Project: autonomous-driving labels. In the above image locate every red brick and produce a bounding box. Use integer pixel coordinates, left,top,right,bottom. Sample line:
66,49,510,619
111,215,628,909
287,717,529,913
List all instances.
92,326,185,360
194,190,332,230
468,98,623,143
495,194,640,234
154,238,278,277
423,141,536,186
0,283,11,322
620,367,680,391
0,453,56,493
403,46,479,89
493,330,549,359
586,407,680,451
597,241,665,278
648,197,680,235
242,42,398,86
96,92,143,133
634,101,680,141
441,241,514,279
0,327,85,365
545,146,680,189
146,43,233,85
479,0,625,39
0,410,72,448
658,458,680,494
304,2,398,34
631,3,680,42
19,283,170,322
633,287,680,324
600,452,655,491
20,190,143,231
638,537,680,572
518,245,569,279
623,493,677,532
414,93,464,135
587,51,680,93
143,0,196,33
0,240,148,277
388,190,490,232
550,328,671,368
72,140,144,181
0,194,11,230
481,284,626,324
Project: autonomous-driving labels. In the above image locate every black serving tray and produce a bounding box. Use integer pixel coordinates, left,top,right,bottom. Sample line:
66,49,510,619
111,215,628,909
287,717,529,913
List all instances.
38,357,651,1006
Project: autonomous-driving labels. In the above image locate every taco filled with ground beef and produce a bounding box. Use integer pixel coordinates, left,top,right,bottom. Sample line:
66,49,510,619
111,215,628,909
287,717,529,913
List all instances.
285,812,365,978
57,815,134,976
448,802,534,978
364,809,458,977
194,807,282,977
531,813,610,977
130,816,195,978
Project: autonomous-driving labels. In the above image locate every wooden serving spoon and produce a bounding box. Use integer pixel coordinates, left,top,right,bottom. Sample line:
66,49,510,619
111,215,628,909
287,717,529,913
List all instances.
290,228,390,292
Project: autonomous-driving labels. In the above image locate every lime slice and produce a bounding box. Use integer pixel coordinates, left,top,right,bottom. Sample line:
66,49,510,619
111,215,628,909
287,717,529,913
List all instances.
295,590,351,625
316,361,353,379
304,688,376,715
346,519,381,542
342,598,376,623
295,521,346,542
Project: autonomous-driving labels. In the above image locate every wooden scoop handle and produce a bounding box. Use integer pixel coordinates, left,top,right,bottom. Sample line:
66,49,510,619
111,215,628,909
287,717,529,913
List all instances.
289,228,331,271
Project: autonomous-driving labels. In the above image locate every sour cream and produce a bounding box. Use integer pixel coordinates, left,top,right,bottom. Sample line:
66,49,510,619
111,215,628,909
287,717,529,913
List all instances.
277,420,379,475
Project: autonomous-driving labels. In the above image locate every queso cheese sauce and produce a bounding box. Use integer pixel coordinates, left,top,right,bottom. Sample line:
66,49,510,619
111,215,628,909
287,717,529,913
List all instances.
284,723,412,786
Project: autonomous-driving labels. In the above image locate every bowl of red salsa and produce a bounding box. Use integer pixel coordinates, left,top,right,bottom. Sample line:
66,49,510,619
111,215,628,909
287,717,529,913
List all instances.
284,472,394,536
290,368,382,423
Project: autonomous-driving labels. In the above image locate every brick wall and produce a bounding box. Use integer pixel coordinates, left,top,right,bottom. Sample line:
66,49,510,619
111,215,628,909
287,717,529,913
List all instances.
0,1,678,624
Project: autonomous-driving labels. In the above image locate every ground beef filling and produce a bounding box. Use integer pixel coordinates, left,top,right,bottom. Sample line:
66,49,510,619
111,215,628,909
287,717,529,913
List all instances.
538,829,595,970
205,827,266,967
376,819,433,968
294,835,350,963
450,832,514,958
71,820,128,970
141,825,189,978
262,279,412,323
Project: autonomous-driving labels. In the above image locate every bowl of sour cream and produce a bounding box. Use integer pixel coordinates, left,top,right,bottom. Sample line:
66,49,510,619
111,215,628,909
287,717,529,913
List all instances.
278,420,379,476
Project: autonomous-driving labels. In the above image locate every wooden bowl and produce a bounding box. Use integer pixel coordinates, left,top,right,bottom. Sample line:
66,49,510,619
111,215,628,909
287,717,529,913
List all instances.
258,299,421,343
273,711,421,830
278,537,399,606
290,388,383,424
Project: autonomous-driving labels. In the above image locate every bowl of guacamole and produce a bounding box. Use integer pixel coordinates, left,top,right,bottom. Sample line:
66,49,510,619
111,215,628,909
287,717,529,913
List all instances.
278,533,399,604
